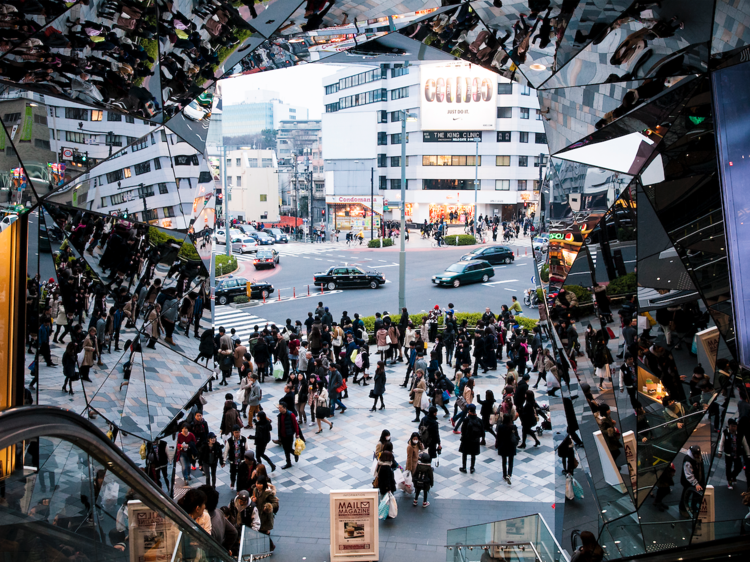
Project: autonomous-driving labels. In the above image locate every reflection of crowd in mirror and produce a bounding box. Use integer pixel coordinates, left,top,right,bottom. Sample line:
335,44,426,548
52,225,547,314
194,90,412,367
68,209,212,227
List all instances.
0,1,160,119
230,40,295,76
0,0,70,50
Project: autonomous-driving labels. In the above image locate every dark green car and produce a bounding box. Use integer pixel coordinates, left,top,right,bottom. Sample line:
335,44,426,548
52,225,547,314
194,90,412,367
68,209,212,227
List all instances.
432,260,495,288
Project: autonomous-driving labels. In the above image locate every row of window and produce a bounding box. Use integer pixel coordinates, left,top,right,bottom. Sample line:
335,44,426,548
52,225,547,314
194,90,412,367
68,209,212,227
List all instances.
498,131,547,144
327,87,410,112
497,83,532,95
104,182,169,206
422,155,481,166
497,107,543,120
377,110,413,123
1,112,48,125
324,65,409,96
376,154,546,167
377,132,411,145
391,86,409,100
104,158,162,183
497,155,546,167
55,106,139,124
225,157,274,168
375,179,536,191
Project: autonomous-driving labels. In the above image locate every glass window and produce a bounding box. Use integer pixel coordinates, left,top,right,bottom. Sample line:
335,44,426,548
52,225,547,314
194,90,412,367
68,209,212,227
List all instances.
227,176,232,186
518,180,527,190
65,107,88,120
422,155,435,166
378,154,387,167
154,158,161,170
497,131,512,142
377,110,387,123
521,85,531,96
158,182,168,194
107,112,122,122
236,158,241,167
424,179,474,190
390,179,409,190
518,155,528,167
496,156,510,166
131,139,148,152
390,86,409,100
125,115,135,124
497,107,512,118
226,158,231,166
519,131,529,143
379,176,387,189
261,158,272,167
390,156,400,167
391,65,409,78
2,112,20,123
248,159,258,168
390,133,408,144
535,133,548,144
498,83,513,94
34,114,47,125
34,139,50,150
437,155,451,166
536,109,543,121
91,110,103,121
134,161,151,175
520,108,530,119
65,131,87,144
105,133,122,147
144,209,158,221
452,155,466,166
390,111,402,122
123,167,132,178
496,180,510,191
260,194,267,201
106,170,123,183
377,132,387,145
236,176,242,187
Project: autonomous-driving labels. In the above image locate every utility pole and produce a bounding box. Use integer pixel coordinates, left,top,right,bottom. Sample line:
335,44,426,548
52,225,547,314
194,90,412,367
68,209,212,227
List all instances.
370,168,374,241
473,136,480,239
222,145,230,256
293,154,299,241
398,110,416,310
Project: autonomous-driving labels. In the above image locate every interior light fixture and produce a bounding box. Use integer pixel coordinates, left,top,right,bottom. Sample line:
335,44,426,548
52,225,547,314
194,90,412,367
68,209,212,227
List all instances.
529,63,546,71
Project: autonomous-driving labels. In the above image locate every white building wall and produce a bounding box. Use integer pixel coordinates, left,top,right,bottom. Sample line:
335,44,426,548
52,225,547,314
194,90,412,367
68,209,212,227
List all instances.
225,148,280,222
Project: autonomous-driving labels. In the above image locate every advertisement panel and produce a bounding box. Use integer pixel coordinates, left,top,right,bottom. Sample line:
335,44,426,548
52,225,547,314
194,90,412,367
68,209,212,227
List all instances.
329,490,379,562
420,63,497,131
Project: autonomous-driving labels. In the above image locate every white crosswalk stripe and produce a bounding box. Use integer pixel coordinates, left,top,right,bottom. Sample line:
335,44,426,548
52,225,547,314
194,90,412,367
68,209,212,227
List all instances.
214,242,353,260
213,307,284,341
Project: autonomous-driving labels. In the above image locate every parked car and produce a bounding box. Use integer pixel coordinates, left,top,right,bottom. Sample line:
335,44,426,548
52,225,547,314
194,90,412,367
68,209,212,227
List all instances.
532,234,549,252
313,265,385,290
215,276,274,305
230,237,258,254
214,229,242,245
183,100,210,121
460,245,514,265
263,228,289,243
432,260,495,288
253,249,279,269
237,224,258,236
254,232,275,245
0,213,18,233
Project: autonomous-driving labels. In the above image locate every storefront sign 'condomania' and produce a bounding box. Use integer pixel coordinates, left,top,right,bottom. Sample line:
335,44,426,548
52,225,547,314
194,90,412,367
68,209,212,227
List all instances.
423,77,494,103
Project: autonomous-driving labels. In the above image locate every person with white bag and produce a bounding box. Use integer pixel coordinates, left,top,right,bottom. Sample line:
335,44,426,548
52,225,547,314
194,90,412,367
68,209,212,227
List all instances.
412,370,428,422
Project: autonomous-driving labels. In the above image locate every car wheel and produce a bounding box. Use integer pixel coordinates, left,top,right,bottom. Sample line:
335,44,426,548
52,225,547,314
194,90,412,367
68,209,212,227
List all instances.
261,290,269,299
481,274,489,283
453,279,461,288
505,257,512,264
218,295,228,305
369,280,378,289
327,282,336,291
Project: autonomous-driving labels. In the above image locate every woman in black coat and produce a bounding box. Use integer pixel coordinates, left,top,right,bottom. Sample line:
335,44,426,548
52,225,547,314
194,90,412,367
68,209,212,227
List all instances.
370,361,387,411
472,331,486,374
495,414,519,483
195,328,215,367
476,389,497,445
251,411,276,471
61,342,78,395
253,338,271,382
376,441,398,496
519,390,541,448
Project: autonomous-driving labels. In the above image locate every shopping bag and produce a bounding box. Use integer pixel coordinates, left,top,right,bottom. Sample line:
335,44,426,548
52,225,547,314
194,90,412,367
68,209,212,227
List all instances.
394,469,405,487
387,491,398,519
572,476,584,500
442,390,451,403
398,470,413,494
371,458,379,477
350,349,358,363
420,392,429,410
273,362,284,380
77,347,86,365
378,494,390,520
565,474,575,500
236,388,246,403
691,335,698,355
355,353,364,368
294,437,306,456
102,482,120,505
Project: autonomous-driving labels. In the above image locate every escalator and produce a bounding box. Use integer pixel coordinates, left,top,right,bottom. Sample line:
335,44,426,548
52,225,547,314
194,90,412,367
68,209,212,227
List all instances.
0,405,236,561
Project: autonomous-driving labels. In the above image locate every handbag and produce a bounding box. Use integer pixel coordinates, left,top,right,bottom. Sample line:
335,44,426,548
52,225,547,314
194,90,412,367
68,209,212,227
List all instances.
77,347,86,365
456,396,467,411
387,491,398,519
565,474,574,500
377,493,389,519
336,380,347,393
369,389,376,399
442,390,450,403
571,476,584,499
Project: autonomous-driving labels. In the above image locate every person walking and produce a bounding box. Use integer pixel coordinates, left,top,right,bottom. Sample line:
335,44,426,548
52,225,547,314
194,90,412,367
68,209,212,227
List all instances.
371,361,386,411
61,342,78,395
275,332,290,381
679,445,706,517
496,414,519,484
277,402,301,469
294,372,309,424
459,404,484,474
375,441,398,497
251,411,277,472
518,390,541,448
477,390,497,446
252,476,279,553
312,381,333,433
199,433,224,488
452,378,475,433
412,370,428,422
79,327,98,382
412,452,434,508
218,343,234,386
327,363,347,415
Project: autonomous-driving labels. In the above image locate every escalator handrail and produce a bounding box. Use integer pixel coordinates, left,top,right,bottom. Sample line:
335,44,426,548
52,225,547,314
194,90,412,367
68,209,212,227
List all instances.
0,405,235,562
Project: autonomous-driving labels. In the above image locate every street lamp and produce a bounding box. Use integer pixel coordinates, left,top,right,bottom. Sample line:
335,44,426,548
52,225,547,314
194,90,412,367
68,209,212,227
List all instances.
399,110,418,311
473,136,480,239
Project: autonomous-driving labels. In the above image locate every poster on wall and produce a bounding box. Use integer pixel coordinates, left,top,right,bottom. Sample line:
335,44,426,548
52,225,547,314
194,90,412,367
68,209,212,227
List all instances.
329,490,379,562
420,63,497,131
128,500,180,562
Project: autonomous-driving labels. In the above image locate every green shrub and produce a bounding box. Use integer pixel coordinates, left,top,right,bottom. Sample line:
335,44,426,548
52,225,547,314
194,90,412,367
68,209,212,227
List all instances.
368,238,394,248
606,272,636,296
563,284,592,303
178,240,201,262
443,234,476,246
233,295,249,304
540,263,549,282
515,316,539,331
148,227,183,247
215,255,238,276
536,288,545,303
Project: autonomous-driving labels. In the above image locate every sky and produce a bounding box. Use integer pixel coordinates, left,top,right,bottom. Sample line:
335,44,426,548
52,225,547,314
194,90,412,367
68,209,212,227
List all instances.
220,64,369,119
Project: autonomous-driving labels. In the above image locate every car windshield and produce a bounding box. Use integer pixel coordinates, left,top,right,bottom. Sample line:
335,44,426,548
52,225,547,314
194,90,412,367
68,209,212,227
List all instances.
468,247,484,254
350,268,364,274
188,101,199,110
242,238,254,244
445,264,465,273
257,252,272,258
269,229,281,235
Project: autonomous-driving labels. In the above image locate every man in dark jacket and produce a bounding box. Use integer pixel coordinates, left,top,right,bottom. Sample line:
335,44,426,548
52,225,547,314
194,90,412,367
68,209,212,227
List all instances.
459,404,485,474
190,411,210,464
472,331,486,375
423,406,442,459
199,485,238,551
237,450,258,492
514,375,530,409
226,426,247,489
275,332,290,380
328,364,346,414
199,433,224,488
277,402,301,469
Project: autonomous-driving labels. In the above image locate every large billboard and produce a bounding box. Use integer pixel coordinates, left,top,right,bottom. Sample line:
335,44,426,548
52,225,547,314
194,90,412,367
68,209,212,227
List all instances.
420,63,497,131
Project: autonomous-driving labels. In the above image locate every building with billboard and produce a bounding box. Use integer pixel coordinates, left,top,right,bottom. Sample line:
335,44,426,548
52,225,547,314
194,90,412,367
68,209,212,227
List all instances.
321,62,549,226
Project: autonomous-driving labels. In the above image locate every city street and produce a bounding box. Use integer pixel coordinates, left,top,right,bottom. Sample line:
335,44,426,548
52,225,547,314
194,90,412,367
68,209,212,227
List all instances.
213,238,540,333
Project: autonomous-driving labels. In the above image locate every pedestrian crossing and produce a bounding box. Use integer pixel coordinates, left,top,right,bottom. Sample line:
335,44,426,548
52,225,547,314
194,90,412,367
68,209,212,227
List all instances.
213,242,352,261
212,306,285,341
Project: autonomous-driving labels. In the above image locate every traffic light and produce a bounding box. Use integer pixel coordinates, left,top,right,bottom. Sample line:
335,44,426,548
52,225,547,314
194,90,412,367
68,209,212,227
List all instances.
321,209,325,217
72,151,89,167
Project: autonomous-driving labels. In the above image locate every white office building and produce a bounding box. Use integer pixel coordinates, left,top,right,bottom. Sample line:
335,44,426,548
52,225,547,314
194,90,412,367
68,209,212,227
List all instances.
321,62,549,227
224,148,280,223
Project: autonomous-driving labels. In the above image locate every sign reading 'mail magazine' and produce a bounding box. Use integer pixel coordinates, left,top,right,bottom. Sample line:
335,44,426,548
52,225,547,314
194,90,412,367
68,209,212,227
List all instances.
330,490,379,562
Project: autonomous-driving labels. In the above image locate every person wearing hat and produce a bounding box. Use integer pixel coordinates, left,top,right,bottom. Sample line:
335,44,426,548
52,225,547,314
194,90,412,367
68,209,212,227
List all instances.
277,402,302,469
237,450,258,492
459,404,484,474
679,445,705,517
427,305,442,343
224,489,260,551
717,418,750,490
199,433,224,488
226,425,247,490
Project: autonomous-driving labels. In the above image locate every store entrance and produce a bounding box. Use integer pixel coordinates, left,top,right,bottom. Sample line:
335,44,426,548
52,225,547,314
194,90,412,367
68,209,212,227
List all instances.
429,203,474,224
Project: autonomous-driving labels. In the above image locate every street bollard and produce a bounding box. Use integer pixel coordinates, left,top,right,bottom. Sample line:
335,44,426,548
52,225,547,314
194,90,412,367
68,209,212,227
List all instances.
307,285,310,296
321,283,324,294
263,294,266,304
525,248,528,256
278,290,281,301
293,287,296,299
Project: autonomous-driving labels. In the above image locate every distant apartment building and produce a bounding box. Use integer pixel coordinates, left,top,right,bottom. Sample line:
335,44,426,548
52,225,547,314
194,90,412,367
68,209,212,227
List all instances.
224,148,280,223
222,89,309,139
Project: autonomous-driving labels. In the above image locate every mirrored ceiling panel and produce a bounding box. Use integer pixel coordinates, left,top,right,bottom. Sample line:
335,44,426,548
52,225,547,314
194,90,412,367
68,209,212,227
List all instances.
0,0,164,122
0,0,77,53
544,0,712,90
711,0,750,58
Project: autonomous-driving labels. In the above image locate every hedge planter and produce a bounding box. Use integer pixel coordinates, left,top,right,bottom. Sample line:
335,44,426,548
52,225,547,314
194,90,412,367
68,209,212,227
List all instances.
368,238,394,248
215,255,238,276
443,234,476,246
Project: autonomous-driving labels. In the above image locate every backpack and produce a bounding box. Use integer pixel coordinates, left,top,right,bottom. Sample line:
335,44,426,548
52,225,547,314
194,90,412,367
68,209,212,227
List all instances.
414,467,430,487
444,377,455,393
418,418,432,447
